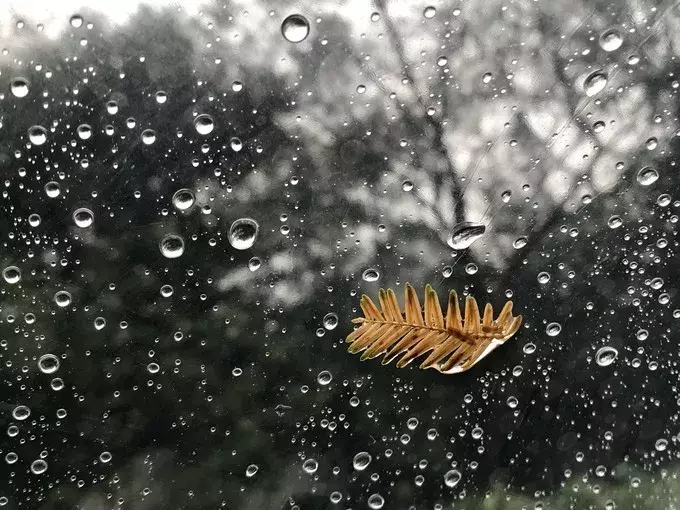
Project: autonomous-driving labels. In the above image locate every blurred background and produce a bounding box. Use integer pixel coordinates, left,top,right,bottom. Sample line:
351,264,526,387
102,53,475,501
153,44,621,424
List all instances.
0,0,679,508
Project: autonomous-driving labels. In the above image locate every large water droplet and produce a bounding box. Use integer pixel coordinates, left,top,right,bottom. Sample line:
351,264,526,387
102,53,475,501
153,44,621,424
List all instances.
3,265,21,284
77,124,92,140
228,218,259,250
367,494,385,509
423,6,436,18
444,469,462,488
281,14,310,43
537,271,550,284
54,290,72,307
317,370,332,385
546,322,562,336
194,114,214,135
10,77,29,98
246,464,258,477
28,125,47,145
584,71,608,97
512,236,528,249
44,181,61,198
30,459,48,474
141,129,156,145
302,458,318,474
73,208,94,228
362,268,379,282
595,346,618,367
159,234,185,258
353,451,372,471
447,222,486,250
12,405,30,420
172,188,195,211
607,215,623,229
637,166,658,186
37,354,60,374
323,312,338,330
599,29,623,51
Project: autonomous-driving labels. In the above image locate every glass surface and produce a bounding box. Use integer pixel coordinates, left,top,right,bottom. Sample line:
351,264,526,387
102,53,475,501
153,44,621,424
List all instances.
0,1,678,508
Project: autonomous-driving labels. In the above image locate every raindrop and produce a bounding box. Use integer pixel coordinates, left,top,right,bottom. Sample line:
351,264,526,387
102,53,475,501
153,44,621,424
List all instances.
362,268,380,282
172,189,195,211
447,222,486,250
246,464,259,477
30,459,48,475
230,137,243,152
232,81,243,92
317,370,332,385
141,129,156,145
28,214,41,227
501,190,512,202
37,354,60,374
583,71,608,97
323,312,338,330
248,257,261,272
482,72,493,83
44,181,61,198
228,218,260,250
77,124,92,140
2,266,21,284
593,121,605,133
599,29,623,52
444,469,462,488
657,194,671,207
523,342,536,354
655,438,668,451
637,166,658,186
437,56,448,67
645,137,658,150
595,346,618,367
99,451,112,463
401,180,414,191
147,362,160,374
73,208,94,228
651,277,664,289
54,290,72,307
106,100,118,114
546,322,562,336
636,329,648,341
155,91,167,103
367,494,385,509
70,15,83,27
12,405,30,420
10,77,29,98
356,84,366,94
465,263,478,275
50,378,64,391
281,14,310,43
159,234,185,259
194,114,214,135
537,272,550,284
506,396,518,408
28,125,47,145
160,285,174,297
607,215,623,229
302,458,318,474
512,236,528,249
94,317,106,330
423,6,436,18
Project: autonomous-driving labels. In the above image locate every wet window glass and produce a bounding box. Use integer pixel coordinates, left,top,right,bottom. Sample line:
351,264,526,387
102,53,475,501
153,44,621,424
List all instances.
1,1,678,508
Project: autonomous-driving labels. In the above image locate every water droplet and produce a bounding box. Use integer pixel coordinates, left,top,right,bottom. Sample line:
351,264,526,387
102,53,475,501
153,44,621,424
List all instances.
160,285,174,297
302,458,318,474
50,378,64,391
423,6,436,18
645,137,658,150
362,268,380,282
655,438,668,451
147,362,160,374
246,464,259,477
651,277,664,290
30,459,47,474
159,234,185,259
607,215,622,229
28,213,41,227
447,222,486,250
595,346,618,367
77,123,92,140
583,71,608,97
370,12,381,22
28,125,47,145
37,354,60,374
636,329,648,341
155,90,167,103
506,396,518,408
437,56,448,67
106,100,118,115
73,207,94,228
323,312,338,330
637,166,658,186
194,114,214,135
593,121,605,133
141,129,156,145
10,77,29,98
99,451,112,463
317,370,332,385
94,317,106,330
232,81,243,92
281,14,310,43
45,181,61,198
501,190,512,203
657,194,671,207
523,342,536,354
54,290,72,307
537,272,550,284
442,266,453,278
599,29,623,52
3,266,21,284
512,236,528,249
444,469,462,488
228,218,259,250
367,493,385,509
248,257,261,272
482,72,493,84
356,84,366,94
229,137,243,152
12,405,30,420
465,263,478,275
401,180,413,191
546,322,562,337
172,188,195,211
70,15,83,28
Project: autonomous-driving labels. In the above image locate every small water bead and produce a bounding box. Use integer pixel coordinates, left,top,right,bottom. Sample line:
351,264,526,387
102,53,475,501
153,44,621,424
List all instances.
73,208,94,228
442,266,453,278
155,90,167,104
356,84,366,94
228,218,260,250
636,329,648,341
444,469,462,488
546,322,562,336
317,370,332,385
465,263,478,275
232,81,243,92
512,236,528,249
645,137,658,150
401,180,413,191
501,190,512,202
595,346,618,367
37,354,60,374
194,114,214,135
12,405,30,421
230,137,243,152
94,317,106,330
70,14,83,27
637,166,658,186
656,438,668,451
599,29,623,51
141,129,156,145
77,124,92,140
99,451,112,463
537,272,550,284
45,181,61,198
607,215,623,229
330,491,342,504
147,362,160,374
54,290,72,307
447,222,486,250
3,266,21,284
351,451,373,472
159,234,185,259
246,464,259,477
507,396,519,408
10,77,29,98
523,343,536,354
367,494,385,509
172,188,195,211
657,194,671,207
423,6,436,18
323,312,338,330
248,257,261,272
482,72,493,83
370,12,380,21
583,71,608,97
362,268,380,282
28,125,47,145
5,452,18,464
7,425,18,437
28,213,41,227
30,459,48,474
302,458,318,474
106,100,118,114
593,121,606,133
281,14,310,43
437,56,448,67
50,378,64,391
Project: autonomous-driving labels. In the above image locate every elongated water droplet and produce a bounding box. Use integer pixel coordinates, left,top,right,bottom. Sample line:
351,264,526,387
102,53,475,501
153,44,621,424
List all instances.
595,346,618,367
444,469,461,488
584,71,608,97
447,222,486,250
599,29,623,52
637,166,658,186
362,268,379,282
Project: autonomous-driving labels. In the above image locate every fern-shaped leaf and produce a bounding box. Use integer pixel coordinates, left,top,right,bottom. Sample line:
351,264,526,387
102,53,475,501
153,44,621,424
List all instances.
346,283,522,374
